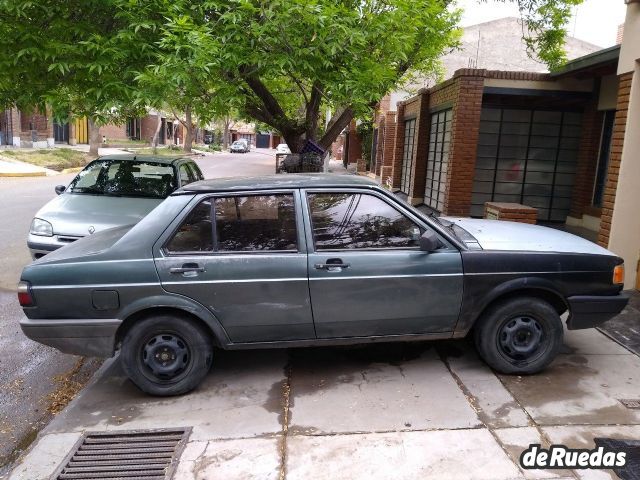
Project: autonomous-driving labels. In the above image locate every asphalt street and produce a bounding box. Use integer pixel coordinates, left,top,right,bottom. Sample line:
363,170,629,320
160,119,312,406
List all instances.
0,148,276,474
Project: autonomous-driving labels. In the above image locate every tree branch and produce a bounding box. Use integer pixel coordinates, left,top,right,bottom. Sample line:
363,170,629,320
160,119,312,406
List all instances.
240,67,287,122
305,81,323,140
319,106,354,151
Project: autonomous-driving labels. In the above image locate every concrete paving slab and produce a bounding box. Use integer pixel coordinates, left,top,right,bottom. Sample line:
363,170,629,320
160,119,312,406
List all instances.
46,350,288,441
542,425,640,480
561,328,632,355
286,428,523,480
288,344,481,434
445,343,530,428
175,437,281,480
493,427,569,479
500,353,640,426
7,432,81,480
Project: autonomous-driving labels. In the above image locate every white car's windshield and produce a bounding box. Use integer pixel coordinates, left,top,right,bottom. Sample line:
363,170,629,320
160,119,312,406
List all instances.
68,160,175,199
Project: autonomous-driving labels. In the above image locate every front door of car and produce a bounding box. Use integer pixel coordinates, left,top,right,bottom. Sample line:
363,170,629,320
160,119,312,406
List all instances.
155,191,315,343
303,190,463,338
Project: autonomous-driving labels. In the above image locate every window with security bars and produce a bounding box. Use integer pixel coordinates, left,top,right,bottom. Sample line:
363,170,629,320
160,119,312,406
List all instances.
471,108,582,222
400,119,416,194
424,109,452,211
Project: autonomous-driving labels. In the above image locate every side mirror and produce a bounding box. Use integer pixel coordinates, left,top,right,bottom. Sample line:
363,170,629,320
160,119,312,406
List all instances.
55,185,66,195
419,230,441,252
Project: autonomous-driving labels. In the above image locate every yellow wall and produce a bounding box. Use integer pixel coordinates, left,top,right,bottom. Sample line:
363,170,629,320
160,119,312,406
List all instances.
74,117,88,144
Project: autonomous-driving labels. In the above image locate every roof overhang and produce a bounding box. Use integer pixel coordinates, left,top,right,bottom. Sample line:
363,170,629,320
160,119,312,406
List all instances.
551,45,621,79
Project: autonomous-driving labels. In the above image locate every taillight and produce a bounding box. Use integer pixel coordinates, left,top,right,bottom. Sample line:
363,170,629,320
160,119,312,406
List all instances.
17,281,34,307
613,264,625,285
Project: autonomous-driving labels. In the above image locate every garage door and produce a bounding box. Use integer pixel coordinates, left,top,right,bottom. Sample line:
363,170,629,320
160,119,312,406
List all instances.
256,133,270,148
471,108,582,222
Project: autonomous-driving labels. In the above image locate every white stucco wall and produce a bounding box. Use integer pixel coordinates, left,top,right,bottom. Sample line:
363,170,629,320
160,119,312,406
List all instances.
608,63,640,288
618,3,640,75
608,2,640,289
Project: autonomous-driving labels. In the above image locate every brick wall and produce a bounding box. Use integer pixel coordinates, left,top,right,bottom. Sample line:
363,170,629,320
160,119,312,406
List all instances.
141,115,161,143
569,102,603,219
598,72,634,247
100,123,128,141
408,91,432,202
442,71,484,216
347,120,363,166
374,114,385,176
18,109,52,139
380,111,397,187
388,69,484,211
390,103,406,189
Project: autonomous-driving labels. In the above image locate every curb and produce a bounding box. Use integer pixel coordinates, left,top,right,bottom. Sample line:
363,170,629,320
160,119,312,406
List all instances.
60,167,84,174
0,171,47,178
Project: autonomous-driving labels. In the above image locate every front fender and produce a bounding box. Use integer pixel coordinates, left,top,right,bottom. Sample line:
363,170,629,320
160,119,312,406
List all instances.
454,275,568,335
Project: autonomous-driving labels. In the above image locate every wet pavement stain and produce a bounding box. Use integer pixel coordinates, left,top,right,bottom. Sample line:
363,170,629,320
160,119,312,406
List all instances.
499,354,640,426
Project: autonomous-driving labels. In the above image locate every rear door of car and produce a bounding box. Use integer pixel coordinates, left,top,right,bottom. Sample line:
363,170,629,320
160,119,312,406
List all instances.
154,189,315,343
303,188,463,338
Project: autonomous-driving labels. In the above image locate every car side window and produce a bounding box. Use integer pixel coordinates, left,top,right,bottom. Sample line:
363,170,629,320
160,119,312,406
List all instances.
189,162,204,181
178,164,195,186
166,200,213,253
215,194,297,251
308,192,422,250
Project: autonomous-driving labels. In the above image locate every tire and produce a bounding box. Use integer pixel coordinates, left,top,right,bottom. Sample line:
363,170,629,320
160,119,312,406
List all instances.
121,314,213,396
473,297,563,375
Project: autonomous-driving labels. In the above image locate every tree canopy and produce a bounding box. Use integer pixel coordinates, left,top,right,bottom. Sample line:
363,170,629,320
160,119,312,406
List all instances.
0,0,584,152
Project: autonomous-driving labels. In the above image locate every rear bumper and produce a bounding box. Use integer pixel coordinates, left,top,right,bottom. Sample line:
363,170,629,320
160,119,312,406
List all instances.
566,292,630,330
19,318,121,357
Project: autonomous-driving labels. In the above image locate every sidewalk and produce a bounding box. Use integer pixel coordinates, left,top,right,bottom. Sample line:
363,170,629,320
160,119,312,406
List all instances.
0,157,51,177
7,319,640,480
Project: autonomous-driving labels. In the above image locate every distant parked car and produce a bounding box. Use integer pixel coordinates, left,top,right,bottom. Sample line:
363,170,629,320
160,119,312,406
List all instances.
230,139,250,153
19,175,628,396
27,155,204,259
276,143,291,154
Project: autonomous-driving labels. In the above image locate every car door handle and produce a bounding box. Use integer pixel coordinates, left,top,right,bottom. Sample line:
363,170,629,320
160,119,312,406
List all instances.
170,263,205,274
314,261,350,270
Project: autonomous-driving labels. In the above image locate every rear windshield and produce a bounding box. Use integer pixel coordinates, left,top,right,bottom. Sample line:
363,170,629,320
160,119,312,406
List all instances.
68,160,175,199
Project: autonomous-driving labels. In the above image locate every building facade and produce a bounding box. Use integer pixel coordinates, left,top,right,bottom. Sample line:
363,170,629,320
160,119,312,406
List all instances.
360,7,640,290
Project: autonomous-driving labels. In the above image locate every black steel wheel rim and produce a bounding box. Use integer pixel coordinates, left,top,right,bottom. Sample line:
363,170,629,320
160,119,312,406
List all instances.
139,332,191,383
496,315,546,365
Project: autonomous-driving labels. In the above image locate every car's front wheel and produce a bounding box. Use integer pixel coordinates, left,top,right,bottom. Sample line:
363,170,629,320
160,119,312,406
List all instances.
474,297,563,374
121,314,213,396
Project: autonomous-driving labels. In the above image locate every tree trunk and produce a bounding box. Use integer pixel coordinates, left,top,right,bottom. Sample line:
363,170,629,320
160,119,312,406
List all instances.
183,105,193,153
88,117,101,157
222,118,230,149
151,115,162,154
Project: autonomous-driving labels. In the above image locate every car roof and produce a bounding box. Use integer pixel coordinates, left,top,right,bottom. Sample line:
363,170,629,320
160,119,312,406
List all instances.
176,174,379,193
95,154,189,165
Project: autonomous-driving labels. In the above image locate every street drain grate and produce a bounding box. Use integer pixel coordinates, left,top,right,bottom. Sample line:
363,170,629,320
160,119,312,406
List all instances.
51,428,191,480
594,438,640,480
619,399,640,409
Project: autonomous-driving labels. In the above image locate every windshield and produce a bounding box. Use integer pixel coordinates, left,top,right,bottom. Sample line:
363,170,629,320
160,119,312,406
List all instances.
68,159,175,199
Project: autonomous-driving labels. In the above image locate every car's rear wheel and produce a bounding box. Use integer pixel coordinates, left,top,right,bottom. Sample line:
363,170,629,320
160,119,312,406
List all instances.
474,297,563,374
121,314,213,396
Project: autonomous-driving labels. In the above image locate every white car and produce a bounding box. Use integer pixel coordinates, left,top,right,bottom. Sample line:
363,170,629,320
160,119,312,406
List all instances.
276,143,291,154
230,140,250,153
